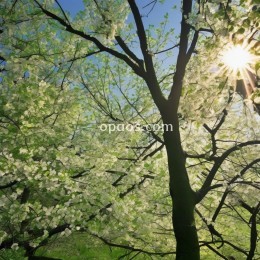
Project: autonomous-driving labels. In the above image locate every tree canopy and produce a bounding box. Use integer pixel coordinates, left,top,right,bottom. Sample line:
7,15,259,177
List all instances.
0,0,259,259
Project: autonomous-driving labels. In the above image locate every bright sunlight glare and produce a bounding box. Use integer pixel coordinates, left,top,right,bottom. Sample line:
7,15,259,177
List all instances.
211,39,258,99
222,45,253,71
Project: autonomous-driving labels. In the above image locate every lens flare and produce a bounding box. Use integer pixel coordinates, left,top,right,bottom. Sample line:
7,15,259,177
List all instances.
222,45,253,71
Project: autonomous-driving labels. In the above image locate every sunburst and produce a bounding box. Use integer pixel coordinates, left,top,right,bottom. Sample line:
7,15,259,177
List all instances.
220,41,258,98
222,45,253,71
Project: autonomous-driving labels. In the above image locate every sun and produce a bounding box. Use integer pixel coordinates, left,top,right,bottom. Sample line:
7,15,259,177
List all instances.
218,42,258,98
221,45,253,71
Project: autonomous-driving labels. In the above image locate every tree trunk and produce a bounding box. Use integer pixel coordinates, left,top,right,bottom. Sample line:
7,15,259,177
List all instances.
162,109,200,260
28,256,62,260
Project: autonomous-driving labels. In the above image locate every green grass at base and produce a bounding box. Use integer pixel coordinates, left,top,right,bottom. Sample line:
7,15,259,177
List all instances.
35,233,134,260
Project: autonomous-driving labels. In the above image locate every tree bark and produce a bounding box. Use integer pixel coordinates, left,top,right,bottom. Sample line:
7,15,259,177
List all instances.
28,256,62,260
162,103,200,260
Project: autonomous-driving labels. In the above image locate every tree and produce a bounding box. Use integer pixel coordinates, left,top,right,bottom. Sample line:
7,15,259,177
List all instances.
0,0,259,259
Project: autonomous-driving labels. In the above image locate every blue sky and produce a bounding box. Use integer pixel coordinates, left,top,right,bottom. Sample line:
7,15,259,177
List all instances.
57,0,181,33
58,0,84,16
57,0,181,63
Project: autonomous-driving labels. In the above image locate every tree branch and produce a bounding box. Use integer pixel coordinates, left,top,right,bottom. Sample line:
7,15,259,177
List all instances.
127,0,166,110
247,202,260,260
89,231,176,257
33,0,143,77
0,180,18,190
168,0,193,110
115,35,143,67
186,30,199,61
197,141,260,202
54,0,71,25
154,43,179,55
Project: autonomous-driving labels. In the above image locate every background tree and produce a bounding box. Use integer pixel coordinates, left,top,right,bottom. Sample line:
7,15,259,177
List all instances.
0,0,259,259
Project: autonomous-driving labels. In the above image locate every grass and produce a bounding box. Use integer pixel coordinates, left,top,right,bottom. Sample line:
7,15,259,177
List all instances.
1,233,158,259
35,233,136,260
0,248,27,260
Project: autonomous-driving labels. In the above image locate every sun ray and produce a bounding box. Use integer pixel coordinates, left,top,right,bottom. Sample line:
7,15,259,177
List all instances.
240,69,252,97
221,45,254,71
219,42,257,98
244,68,257,91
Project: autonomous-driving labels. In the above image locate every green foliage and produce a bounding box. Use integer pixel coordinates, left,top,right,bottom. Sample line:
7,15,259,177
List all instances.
35,233,130,260
0,0,259,259
0,248,26,260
